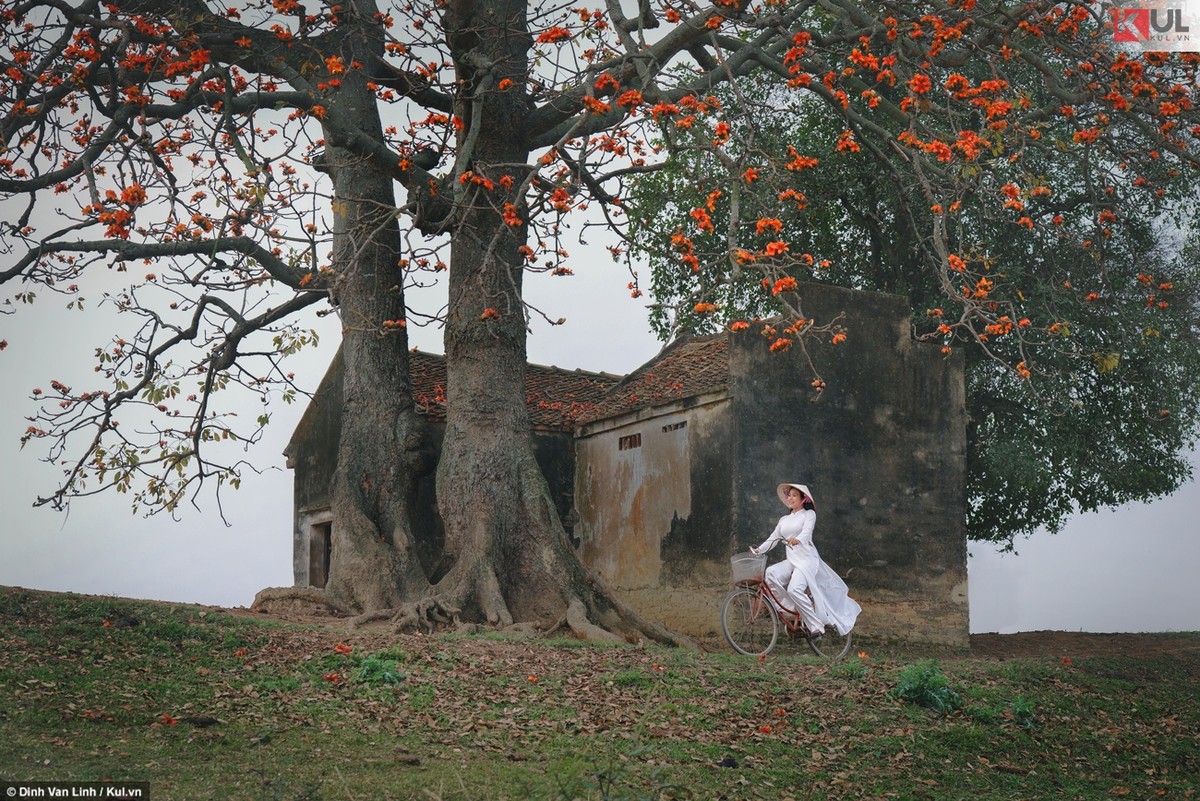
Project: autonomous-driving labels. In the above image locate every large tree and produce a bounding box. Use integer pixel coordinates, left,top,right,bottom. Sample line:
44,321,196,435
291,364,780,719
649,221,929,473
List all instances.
0,0,815,639
3,0,1199,632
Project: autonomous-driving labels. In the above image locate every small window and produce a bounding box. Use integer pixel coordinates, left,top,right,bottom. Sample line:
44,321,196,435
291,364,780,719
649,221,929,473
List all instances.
618,433,642,450
662,421,687,433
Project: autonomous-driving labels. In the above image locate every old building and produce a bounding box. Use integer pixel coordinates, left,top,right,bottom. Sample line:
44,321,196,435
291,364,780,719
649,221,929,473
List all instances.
285,282,970,646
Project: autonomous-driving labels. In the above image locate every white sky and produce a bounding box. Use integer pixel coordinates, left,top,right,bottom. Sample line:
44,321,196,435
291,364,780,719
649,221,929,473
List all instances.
2,258,1197,635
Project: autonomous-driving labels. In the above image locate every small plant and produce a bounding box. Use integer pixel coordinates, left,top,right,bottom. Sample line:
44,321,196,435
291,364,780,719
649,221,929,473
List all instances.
891,660,962,712
830,657,870,680
1008,696,1036,729
356,655,406,686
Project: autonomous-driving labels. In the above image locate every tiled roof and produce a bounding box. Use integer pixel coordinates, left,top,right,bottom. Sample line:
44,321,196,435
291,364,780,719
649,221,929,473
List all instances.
409,350,622,431
575,333,729,424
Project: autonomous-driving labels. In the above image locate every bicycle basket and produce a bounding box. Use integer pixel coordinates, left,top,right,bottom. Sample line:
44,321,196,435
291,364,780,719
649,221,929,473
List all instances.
730,552,767,585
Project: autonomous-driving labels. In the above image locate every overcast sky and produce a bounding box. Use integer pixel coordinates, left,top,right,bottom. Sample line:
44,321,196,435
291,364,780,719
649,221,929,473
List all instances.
2,257,1197,635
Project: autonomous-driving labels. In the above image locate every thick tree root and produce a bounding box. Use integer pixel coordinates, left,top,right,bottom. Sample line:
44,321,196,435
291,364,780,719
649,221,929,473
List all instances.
565,598,624,643
250,586,355,618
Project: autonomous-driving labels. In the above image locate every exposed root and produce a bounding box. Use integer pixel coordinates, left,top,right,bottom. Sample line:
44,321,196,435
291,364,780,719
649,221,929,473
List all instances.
387,596,464,633
565,598,624,643
250,586,354,618
346,608,397,629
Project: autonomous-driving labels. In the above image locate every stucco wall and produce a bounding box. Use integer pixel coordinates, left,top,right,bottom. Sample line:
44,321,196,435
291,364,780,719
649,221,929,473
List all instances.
575,395,733,604
285,349,344,587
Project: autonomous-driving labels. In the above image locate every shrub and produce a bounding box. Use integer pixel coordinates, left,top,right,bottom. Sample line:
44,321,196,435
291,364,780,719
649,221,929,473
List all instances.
891,660,962,712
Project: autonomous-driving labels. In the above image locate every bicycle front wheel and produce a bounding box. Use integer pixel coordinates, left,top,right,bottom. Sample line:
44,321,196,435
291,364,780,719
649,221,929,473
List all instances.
721,587,780,657
807,625,853,659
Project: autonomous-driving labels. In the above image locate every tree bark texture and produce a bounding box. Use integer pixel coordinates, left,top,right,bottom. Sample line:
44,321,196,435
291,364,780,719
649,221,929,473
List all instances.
321,39,432,612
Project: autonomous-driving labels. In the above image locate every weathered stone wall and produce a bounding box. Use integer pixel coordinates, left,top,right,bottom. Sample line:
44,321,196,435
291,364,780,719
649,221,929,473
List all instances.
730,282,969,647
573,283,968,647
284,349,345,587
574,395,733,595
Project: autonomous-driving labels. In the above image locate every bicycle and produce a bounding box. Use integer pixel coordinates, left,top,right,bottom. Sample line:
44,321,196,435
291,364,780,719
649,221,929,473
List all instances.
720,552,853,658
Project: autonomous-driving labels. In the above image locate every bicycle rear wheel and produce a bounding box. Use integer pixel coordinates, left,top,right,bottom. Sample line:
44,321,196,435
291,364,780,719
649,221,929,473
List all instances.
807,625,853,659
721,587,780,656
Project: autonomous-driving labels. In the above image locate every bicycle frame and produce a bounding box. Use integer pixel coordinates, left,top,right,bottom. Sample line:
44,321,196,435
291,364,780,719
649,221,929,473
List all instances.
749,577,808,636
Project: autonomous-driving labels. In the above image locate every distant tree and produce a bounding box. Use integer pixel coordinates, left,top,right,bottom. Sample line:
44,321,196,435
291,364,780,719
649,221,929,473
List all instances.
623,6,1200,546
3,0,1199,637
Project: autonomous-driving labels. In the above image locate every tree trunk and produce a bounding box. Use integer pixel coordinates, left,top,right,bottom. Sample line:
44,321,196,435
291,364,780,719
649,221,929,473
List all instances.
435,0,563,625
321,53,432,612
428,1,686,644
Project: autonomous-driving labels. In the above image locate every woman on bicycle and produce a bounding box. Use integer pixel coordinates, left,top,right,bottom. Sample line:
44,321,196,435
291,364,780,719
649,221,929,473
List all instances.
750,483,860,638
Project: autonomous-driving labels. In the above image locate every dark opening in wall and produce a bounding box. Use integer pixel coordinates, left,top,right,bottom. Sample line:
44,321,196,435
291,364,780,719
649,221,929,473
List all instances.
308,521,332,588
618,433,642,450
662,421,687,433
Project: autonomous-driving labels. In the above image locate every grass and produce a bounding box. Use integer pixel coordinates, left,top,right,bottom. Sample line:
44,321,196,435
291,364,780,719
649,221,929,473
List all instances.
1,586,1198,800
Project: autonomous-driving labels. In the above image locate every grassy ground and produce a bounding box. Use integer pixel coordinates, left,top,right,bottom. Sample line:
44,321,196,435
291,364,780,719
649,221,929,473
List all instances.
1,586,1197,801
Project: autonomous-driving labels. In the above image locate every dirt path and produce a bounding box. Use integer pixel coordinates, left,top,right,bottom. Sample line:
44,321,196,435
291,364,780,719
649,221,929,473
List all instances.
969,630,1200,659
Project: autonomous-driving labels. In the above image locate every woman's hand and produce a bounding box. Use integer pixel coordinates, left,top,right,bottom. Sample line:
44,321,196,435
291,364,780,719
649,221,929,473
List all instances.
749,546,760,556
786,538,800,546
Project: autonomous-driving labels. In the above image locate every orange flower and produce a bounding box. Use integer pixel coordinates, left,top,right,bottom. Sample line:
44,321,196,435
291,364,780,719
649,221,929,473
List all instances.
771,277,797,296
594,73,619,93
764,240,789,257
502,203,523,227
616,89,643,108
690,207,714,233
756,217,783,234
832,332,847,345
769,338,792,353
334,642,353,655
785,146,818,171
758,724,772,734
694,302,718,314
908,73,933,94
498,78,514,90
159,713,178,726
730,321,750,332
536,26,571,44
121,183,147,207
480,307,501,320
